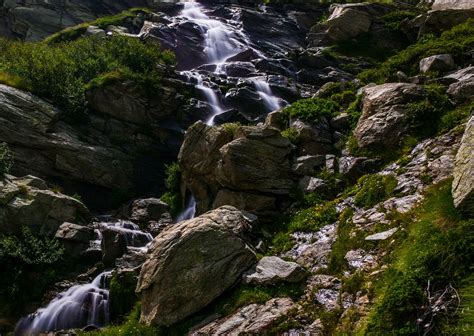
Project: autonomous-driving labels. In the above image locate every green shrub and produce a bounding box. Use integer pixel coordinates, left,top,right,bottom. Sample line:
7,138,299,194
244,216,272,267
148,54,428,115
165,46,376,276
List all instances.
80,303,157,336
0,34,173,122
283,98,340,122
382,10,420,31
406,84,452,138
0,227,64,313
281,127,300,145
160,162,182,217
354,174,397,209
359,18,474,83
0,142,13,176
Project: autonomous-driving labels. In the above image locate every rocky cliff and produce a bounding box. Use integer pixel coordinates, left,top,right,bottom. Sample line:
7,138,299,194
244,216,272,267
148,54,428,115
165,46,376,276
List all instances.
0,0,472,335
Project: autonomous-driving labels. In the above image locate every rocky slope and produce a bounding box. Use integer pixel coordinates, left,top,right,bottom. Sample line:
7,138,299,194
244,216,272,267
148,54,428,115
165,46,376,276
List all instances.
0,0,472,335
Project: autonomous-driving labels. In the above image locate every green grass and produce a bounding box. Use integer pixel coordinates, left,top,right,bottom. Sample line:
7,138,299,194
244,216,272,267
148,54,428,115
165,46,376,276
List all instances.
45,8,152,44
0,34,173,122
452,275,474,335
358,18,474,83
354,174,398,209
360,179,474,335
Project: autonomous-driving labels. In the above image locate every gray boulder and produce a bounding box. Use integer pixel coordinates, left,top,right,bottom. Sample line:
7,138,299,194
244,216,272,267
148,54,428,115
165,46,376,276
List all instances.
452,116,474,214
130,198,169,226
243,256,307,285
0,175,90,236
419,54,455,73
55,222,95,258
292,155,326,176
191,298,295,335
432,0,474,10
136,206,257,327
446,67,474,104
354,83,425,150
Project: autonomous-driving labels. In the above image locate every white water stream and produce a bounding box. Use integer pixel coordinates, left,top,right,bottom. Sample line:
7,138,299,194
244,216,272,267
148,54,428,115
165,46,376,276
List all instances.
14,221,153,335
179,0,283,125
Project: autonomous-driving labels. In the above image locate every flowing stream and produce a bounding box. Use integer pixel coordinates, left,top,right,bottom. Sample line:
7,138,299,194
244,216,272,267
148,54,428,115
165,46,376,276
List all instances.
178,0,284,125
14,221,153,335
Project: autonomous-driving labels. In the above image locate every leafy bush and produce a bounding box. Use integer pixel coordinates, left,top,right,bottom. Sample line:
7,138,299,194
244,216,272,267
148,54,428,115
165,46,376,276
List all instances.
281,127,300,145
0,142,13,176
109,272,139,321
354,174,397,209
283,98,340,122
0,227,64,313
0,34,173,122
359,18,474,83
382,10,420,31
160,162,182,217
405,84,452,138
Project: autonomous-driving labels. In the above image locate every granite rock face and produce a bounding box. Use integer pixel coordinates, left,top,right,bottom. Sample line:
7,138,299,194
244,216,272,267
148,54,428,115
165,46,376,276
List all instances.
452,116,474,214
136,206,256,327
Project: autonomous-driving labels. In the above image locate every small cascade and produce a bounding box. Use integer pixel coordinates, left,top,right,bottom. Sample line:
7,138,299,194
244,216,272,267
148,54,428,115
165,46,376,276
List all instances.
98,220,153,250
14,272,111,335
177,1,283,125
252,77,283,112
176,195,197,222
14,220,153,335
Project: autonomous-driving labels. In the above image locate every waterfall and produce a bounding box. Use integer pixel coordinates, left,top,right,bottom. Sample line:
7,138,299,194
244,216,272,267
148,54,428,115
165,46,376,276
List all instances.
14,272,111,335
14,220,153,335
252,78,283,112
178,1,282,125
176,195,197,222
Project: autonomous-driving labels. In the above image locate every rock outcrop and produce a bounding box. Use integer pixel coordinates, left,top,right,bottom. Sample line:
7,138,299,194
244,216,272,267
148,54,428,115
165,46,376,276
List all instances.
432,0,474,10
354,83,425,150
179,121,295,217
452,116,473,214
191,298,295,335
243,256,307,285
0,175,90,236
136,206,257,327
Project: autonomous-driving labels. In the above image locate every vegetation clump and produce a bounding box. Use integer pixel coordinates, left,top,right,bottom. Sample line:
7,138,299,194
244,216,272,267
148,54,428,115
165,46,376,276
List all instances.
362,180,474,334
283,98,340,122
0,34,174,122
358,18,474,83
0,227,64,314
354,173,398,209
160,162,182,217
0,142,13,176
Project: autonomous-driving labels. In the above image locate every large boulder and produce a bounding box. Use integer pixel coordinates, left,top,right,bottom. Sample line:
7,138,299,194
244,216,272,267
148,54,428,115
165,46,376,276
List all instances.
452,117,474,214
179,122,295,216
0,84,134,191
136,206,257,327
216,127,294,194
0,175,90,236
354,83,425,150
446,66,474,104
55,222,95,258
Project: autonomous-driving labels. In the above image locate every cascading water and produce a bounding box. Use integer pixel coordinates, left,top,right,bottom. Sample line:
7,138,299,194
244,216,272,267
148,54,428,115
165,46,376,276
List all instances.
252,78,283,112
14,220,153,335
176,195,197,222
178,0,283,125
14,272,111,335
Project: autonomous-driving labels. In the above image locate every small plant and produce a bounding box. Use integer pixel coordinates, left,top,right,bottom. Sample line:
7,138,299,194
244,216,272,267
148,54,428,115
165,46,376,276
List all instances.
160,162,182,217
354,174,398,209
281,127,299,145
221,122,240,136
283,98,340,122
0,142,13,176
